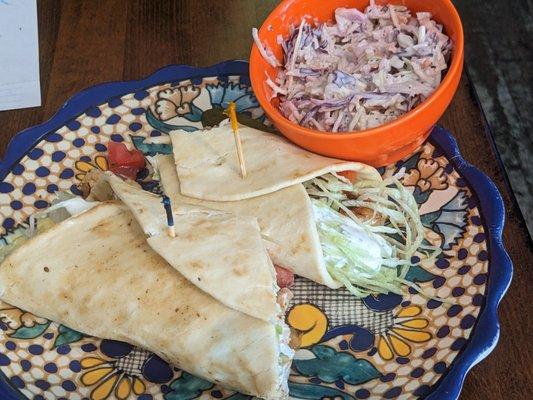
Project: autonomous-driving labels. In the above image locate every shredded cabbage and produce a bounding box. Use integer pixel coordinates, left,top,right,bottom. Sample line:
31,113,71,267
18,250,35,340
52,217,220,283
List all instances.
306,173,440,298
275,320,294,391
254,1,452,132
0,194,96,262
252,27,281,68
0,216,56,263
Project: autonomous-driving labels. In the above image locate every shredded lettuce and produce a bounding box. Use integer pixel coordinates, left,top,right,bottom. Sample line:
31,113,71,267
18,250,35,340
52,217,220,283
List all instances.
0,216,56,262
306,173,440,298
0,193,96,262
275,320,294,393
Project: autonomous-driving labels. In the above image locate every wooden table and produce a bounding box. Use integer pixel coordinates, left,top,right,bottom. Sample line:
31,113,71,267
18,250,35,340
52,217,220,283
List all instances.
0,1,531,398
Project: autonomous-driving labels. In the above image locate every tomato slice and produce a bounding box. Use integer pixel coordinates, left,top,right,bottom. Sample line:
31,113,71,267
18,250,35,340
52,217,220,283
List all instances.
109,165,140,180
274,264,295,288
107,142,145,168
107,142,145,180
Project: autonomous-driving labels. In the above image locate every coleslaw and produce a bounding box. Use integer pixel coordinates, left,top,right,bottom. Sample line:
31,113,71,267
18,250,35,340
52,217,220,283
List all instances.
253,1,451,132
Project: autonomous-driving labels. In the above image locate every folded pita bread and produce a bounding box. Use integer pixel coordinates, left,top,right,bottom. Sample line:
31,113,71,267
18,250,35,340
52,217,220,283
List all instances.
0,203,290,399
165,126,386,290
170,124,381,201
154,154,341,289
101,172,280,322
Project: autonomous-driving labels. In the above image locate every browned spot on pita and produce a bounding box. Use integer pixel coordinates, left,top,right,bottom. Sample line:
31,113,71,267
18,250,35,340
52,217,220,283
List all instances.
291,233,309,255
43,267,49,272
291,171,302,179
114,311,128,324
59,291,70,300
252,163,271,174
190,260,203,269
90,220,115,237
232,266,247,276
191,218,223,237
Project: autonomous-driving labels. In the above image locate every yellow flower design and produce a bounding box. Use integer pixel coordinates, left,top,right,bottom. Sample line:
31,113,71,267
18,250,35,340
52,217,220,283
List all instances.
75,155,109,181
80,355,147,400
403,158,448,192
287,303,328,347
0,304,47,331
377,305,431,360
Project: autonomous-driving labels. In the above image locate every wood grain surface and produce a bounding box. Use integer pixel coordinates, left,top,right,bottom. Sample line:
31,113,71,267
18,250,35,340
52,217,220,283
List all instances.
0,1,531,398
454,0,533,235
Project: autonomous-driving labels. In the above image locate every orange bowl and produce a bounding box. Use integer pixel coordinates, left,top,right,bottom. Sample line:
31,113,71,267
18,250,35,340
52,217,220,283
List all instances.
249,0,464,167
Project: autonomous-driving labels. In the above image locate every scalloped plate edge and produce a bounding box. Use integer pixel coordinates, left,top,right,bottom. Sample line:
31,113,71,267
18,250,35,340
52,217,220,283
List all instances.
0,62,513,400
0,61,249,181
424,126,512,399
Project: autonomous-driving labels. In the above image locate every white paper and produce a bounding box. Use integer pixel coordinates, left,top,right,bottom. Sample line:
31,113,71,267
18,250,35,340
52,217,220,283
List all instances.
0,0,41,111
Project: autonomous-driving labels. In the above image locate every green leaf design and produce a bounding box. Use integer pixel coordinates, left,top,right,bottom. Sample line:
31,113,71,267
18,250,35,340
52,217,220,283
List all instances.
294,345,382,385
52,325,84,348
130,135,173,156
146,108,198,134
404,264,437,283
185,104,204,122
9,321,51,339
412,186,431,204
289,382,355,400
420,209,442,227
199,108,223,128
164,372,214,400
226,393,252,400
398,151,420,173
201,107,278,133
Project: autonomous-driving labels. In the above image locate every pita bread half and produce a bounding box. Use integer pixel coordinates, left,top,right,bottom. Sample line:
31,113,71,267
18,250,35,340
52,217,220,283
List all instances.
155,154,341,289
101,172,167,236
103,173,280,323
0,203,288,399
170,124,382,201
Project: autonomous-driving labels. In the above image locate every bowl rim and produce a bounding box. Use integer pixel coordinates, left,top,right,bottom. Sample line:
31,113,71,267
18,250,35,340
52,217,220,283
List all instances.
249,0,465,140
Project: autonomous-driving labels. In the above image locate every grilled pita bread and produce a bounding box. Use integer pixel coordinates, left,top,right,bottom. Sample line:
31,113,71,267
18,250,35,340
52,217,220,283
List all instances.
170,124,381,201
154,154,341,289
0,202,290,399
100,172,280,323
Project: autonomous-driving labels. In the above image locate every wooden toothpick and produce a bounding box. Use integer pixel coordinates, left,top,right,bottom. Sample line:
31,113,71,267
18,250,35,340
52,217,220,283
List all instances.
226,102,247,179
161,195,176,238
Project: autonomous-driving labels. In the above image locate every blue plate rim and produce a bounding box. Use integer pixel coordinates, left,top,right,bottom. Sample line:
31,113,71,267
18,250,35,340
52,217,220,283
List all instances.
0,61,513,400
0,61,250,181
424,126,512,399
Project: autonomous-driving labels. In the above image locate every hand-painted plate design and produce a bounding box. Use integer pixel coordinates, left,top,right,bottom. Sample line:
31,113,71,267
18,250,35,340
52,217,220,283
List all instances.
0,61,512,400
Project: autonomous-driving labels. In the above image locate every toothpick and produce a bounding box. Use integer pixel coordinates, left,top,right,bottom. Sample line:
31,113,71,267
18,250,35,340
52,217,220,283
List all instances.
226,102,247,179
167,224,176,238
161,195,175,238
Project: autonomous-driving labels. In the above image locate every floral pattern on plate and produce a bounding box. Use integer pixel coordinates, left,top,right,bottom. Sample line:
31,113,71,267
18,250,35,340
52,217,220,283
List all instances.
0,72,490,400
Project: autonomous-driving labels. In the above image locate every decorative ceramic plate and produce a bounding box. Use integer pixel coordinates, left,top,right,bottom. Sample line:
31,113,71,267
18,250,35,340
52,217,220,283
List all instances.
0,61,512,400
